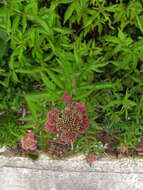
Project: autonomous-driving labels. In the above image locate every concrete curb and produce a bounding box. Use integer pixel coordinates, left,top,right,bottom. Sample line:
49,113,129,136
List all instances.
0,155,143,190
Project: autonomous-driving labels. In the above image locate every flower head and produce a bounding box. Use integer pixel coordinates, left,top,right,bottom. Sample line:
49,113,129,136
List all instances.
21,132,37,151
45,120,57,135
45,108,59,135
72,101,87,115
45,97,90,146
120,145,127,153
60,131,78,144
62,92,72,104
47,108,59,122
56,108,80,144
85,153,96,165
79,115,91,133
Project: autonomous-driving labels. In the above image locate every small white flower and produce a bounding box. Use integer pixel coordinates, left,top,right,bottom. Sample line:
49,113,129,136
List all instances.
0,146,7,153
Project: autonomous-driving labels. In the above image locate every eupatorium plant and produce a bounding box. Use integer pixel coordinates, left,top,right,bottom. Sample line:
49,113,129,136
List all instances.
45,93,91,146
20,93,91,152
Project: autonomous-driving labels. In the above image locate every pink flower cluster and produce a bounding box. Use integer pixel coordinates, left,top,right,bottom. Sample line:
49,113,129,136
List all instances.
45,93,91,145
21,132,37,151
20,93,91,152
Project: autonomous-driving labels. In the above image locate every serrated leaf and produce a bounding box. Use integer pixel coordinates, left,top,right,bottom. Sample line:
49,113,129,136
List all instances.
53,27,72,34
46,69,64,89
12,15,20,32
59,0,73,4
40,71,56,90
94,83,115,90
136,15,143,34
64,2,75,23
25,95,38,119
74,89,94,100
57,58,72,93
22,16,27,33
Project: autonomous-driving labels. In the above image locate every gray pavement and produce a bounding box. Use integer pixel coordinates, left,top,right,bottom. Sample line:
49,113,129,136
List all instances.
0,154,143,190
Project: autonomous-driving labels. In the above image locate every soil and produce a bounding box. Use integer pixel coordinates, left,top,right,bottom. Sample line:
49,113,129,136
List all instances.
95,130,143,158
1,129,143,160
46,140,71,159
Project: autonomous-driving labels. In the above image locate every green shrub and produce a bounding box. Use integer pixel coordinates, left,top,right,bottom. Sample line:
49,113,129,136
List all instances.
1,0,143,155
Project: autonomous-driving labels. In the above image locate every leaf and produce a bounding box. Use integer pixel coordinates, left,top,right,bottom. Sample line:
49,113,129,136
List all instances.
15,68,43,74
0,38,7,60
58,0,73,4
22,16,27,33
25,95,38,119
104,100,121,110
46,69,64,89
136,15,143,34
84,14,97,28
74,89,94,100
24,0,38,16
40,71,56,90
57,58,72,93
53,27,72,34
74,39,83,69
12,15,20,32
78,83,95,90
21,123,36,129
64,2,75,24
7,9,11,35
11,71,19,83
94,83,115,90
27,15,52,37
0,81,7,87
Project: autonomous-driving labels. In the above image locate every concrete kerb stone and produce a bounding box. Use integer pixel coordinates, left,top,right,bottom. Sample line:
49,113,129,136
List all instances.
0,155,143,190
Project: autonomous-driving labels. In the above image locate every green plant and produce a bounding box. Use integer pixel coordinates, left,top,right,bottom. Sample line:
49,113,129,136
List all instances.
0,114,26,148
0,0,143,157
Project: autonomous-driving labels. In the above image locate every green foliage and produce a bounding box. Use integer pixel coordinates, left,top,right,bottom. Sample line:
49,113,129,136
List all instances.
0,114,26,148
1,0,143,155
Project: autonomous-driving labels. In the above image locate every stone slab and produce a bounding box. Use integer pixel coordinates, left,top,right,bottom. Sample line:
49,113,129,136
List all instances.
0,155,143,190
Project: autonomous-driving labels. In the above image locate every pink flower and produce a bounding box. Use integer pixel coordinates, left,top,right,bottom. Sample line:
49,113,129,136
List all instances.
72,102,87,115
45,120,57,135
120,145,127,153
45,98,91,147
62,107,72,117
47,108,59,122
62,92,72,104
45,108,59,135
61,131,78,144
21,133,37,151
70,131,78,143
78,115,91,133
85,153,96,165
